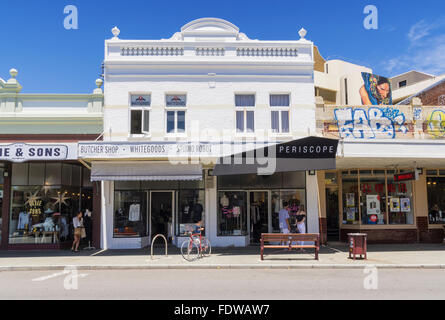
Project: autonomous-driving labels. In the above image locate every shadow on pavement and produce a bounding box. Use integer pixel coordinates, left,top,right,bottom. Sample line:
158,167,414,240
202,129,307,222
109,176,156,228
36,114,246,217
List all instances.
0,243,443,259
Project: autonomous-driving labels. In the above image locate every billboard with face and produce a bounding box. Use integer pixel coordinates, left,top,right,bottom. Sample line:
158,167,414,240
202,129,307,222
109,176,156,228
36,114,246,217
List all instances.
359,72,392,105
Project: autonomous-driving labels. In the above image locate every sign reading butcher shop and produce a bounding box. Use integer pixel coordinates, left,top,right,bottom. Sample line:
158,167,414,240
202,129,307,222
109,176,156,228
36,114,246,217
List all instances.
0,144,68,163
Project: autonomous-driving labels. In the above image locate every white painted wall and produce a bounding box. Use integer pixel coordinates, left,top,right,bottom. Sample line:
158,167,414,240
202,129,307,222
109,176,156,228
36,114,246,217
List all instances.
315,60,373,105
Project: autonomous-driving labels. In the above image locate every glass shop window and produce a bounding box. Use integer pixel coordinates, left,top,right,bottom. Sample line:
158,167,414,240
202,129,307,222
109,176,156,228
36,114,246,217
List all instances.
342,175,359,225
427,177,445,224
217,191,247,236
271,190,306,233
177,189,205,236
360,174,387,225
387,178,414,225
114,191,148,238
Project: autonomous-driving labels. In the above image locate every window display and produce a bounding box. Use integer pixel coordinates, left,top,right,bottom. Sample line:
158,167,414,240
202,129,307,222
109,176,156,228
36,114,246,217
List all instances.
341,170,414,226
342,173,359,225
114,191,147,238
271,190,306,232
360,175,386,225
217,192,247,236
9,163,92,245
427,177,445,224
177,189,205,236
387,178,414,225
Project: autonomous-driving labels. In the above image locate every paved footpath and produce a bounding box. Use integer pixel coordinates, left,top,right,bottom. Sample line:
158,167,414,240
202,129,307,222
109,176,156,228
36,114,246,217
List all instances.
0,243,444,271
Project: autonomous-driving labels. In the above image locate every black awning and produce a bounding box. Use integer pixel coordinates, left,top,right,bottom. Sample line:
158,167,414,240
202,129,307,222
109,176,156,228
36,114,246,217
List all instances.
213,136,339,176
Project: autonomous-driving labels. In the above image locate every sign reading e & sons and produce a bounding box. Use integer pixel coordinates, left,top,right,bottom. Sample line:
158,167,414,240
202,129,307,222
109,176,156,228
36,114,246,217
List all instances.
0,144,68,163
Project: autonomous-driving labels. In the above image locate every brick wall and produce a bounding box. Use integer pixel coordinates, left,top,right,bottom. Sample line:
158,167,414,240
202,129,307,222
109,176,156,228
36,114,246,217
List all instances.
416,81,445,106
340,229,418,244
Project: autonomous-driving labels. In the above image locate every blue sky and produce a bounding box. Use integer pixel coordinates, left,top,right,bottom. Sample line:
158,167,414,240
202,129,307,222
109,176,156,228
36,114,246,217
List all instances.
1,0,444,93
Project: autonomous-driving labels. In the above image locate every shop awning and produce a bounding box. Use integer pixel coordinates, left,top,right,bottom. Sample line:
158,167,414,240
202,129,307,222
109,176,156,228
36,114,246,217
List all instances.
91,162,203,181
212,136,339,176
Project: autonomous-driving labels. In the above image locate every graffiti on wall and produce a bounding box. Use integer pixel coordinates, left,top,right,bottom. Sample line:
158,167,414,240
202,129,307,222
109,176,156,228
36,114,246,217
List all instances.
427,110,445,138
335,107,407,139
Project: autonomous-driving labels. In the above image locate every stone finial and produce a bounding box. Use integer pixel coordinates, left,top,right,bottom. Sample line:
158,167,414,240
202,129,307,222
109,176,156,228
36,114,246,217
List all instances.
9,68,18,79
299,28,307,39
96,78,103,88
93,78,104,95
112,26,120,39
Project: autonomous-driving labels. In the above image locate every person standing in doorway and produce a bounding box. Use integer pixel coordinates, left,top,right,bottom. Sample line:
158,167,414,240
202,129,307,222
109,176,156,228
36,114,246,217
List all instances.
295,205,307,252
279,202,291,234
71,211,84,253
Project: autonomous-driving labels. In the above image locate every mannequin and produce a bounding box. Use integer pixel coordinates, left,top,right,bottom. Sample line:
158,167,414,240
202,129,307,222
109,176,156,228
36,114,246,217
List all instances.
83,209,95,250
220,194,229,207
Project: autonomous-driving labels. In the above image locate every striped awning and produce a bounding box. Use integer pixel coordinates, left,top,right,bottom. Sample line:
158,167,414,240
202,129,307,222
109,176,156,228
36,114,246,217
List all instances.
91,162,203,181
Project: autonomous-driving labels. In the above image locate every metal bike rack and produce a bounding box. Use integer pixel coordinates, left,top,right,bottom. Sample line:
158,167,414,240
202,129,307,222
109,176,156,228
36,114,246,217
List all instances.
151,234,168,260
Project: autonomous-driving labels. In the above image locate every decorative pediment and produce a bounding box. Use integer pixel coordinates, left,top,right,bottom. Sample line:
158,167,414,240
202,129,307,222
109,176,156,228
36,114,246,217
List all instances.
173,18,249,41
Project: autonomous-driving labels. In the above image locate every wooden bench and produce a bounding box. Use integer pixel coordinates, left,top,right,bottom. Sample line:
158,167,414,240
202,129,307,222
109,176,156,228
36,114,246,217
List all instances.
260,233,320,261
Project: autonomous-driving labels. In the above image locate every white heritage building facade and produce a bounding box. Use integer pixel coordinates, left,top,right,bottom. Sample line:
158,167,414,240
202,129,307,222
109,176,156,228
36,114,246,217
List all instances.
79,18,322,249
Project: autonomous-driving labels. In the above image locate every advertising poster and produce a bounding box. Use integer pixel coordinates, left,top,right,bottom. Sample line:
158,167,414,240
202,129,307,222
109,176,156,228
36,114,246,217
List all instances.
346,207,356,221
390,198,401,212
346,193,355,207
366,195,380,215
401,198,411,212
360,72,393,105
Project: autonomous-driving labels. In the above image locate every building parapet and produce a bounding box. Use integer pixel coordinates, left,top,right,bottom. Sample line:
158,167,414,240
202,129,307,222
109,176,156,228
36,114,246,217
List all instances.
316,98,445,140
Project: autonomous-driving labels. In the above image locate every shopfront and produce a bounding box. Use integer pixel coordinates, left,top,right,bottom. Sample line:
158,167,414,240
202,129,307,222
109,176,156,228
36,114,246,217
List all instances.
112,179,205,244
426,170,445,225
80,136,338,249
8,162,93,248
0,143,98,250
217,172,306,244
320,168,444,244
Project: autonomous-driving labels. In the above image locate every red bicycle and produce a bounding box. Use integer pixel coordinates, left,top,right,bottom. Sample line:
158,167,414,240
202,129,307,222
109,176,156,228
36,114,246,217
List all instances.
181,228,212,261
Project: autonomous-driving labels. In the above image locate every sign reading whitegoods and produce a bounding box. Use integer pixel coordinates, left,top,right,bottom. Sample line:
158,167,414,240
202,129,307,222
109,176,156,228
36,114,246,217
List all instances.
0,144,69,163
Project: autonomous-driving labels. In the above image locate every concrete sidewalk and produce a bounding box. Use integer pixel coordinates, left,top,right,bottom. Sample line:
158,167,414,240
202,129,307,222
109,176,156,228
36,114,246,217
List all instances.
0,243,444,271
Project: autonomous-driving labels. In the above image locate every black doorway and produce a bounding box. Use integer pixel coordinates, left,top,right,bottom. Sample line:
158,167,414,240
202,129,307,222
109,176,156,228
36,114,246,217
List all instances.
151,192,173,242
326,188,339,242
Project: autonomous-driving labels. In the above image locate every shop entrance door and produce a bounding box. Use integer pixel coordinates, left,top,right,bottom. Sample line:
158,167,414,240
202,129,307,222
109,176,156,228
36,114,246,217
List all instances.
248,191,270,244
326,187,340,242
150,191,174,243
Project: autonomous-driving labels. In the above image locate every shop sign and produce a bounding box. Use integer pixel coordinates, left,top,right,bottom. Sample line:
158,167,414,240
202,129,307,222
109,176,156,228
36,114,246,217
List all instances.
79,142,258,159
394,171,418,182
0,144,68,163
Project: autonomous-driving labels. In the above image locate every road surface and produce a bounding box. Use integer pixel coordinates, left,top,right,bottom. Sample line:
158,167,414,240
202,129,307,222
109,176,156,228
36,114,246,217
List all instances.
0,269,443,300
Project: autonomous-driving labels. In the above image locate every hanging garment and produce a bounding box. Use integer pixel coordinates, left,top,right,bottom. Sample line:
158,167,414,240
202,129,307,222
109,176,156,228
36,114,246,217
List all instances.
232,206,241,217
17,212,30,230
60,216,69,238
129,204,141,222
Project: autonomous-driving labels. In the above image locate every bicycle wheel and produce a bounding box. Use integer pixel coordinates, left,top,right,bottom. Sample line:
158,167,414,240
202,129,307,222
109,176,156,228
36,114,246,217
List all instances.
181,239,200,262
201,237,212,257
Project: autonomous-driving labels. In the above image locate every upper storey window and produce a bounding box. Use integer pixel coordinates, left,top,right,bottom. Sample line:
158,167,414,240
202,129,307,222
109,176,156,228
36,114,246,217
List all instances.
270,94,290,134
130,94,151,135
235,94,255,133
166,95,187,134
